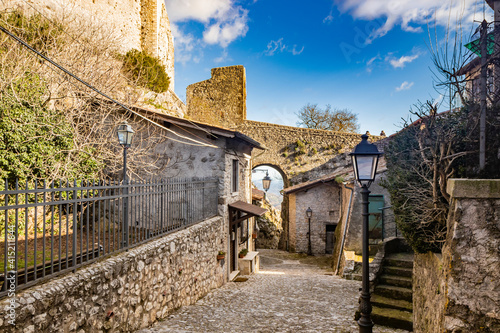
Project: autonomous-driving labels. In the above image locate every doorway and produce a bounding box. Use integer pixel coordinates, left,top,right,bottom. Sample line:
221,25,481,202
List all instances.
325,224,336,254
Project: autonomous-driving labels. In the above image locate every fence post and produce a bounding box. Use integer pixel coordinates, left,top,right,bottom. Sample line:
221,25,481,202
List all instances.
72,180,77,273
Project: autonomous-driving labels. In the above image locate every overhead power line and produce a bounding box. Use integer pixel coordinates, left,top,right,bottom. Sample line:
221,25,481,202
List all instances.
18,0,219,142
0,23,217,148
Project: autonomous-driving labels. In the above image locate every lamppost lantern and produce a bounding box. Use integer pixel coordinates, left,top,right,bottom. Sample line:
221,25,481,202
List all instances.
306,207,313,218
262,170,272,192
350,133,383,333
117,120,135,148
350,134,382,187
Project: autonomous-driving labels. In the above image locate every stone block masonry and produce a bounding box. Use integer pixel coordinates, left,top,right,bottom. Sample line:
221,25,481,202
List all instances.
413,179,500,332
0,216,226,332
186,66,247,128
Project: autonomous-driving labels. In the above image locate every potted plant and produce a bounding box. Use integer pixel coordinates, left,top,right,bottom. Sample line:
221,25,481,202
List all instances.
239,248,248,258
217,251,225,260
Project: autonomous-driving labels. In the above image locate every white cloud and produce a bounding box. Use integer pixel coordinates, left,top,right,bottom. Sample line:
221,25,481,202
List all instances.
214,50,230,63
291,45,304,55
166,0,249,54
387,53,420,69
336,0,487,42
170,24,201,64
366,54,381,72
264,38,304,56
323,13,334,24
265,38,286,56
396,81,414,91
203,10,249,47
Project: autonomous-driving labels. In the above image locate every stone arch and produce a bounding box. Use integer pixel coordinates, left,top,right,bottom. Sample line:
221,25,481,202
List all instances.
252,163,289,188
251,163,290,250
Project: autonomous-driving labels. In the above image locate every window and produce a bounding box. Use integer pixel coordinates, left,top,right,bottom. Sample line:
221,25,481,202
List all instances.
232,159,239,193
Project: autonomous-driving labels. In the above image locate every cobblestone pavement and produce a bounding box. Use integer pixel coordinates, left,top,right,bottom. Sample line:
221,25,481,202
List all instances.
138,249,409,333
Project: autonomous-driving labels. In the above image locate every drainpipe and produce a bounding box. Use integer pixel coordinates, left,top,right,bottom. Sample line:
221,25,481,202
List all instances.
335,182,354,275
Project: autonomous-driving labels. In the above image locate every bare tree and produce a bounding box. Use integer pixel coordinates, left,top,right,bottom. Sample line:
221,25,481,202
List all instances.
0,4,187,183
296,103,359,133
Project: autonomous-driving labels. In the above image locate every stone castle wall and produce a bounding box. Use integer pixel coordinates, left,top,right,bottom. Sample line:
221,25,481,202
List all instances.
0,216,226,332
185,65,383,184
186,65,247,128
3,0,175,90
236,120,383,184
413,179,500,332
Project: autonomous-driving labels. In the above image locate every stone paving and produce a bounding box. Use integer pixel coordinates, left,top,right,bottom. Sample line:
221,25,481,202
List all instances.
138,249,410,333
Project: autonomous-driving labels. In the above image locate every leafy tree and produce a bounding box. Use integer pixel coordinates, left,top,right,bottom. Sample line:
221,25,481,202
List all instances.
296,103,359,133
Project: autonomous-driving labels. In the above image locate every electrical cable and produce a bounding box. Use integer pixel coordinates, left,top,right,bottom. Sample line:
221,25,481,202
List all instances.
21,0,220,141
0,23,218,148
19,0,220,142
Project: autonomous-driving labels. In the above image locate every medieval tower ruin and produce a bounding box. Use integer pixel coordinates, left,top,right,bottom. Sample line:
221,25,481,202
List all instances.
3,0,175,90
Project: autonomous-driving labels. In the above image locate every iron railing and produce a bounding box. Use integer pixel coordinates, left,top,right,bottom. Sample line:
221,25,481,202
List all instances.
0,177,219,298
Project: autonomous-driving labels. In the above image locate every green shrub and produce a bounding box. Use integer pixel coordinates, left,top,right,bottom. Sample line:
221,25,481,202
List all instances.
122,49,170,93
2,10,63,53
0,72,101,184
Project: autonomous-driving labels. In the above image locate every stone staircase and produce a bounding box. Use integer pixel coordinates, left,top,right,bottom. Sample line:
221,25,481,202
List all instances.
371,253,414,331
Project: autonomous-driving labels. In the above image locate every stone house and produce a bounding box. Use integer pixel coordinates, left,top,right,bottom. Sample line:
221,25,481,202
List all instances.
126,106,267,280
283,157,397,271
0,104,267,332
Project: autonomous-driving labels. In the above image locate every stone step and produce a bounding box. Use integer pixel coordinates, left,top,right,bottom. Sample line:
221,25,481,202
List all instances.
379,274,413,289
355,306,413,331
374,284,413,302
384,253,414,269
344,273,362,281
383,266,413,278
371,294,413,312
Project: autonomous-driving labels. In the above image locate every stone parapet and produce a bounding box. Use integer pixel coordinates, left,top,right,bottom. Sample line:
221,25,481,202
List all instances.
413,178,500,332
0,216,226,332
447,178,500,198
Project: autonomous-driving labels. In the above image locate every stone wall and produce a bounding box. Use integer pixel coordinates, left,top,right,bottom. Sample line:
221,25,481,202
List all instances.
290,183,341,254
255,200,283,249
4,0,175,89
413,252,446,333
236,120,384,185
186,66,247,128
0,216,226,332
344,170,393,255
413,179,500,332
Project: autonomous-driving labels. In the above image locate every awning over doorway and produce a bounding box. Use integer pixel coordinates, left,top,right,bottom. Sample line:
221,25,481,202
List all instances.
228,200,267,226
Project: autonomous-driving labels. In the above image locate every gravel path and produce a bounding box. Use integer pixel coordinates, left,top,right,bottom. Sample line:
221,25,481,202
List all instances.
137,249,409,333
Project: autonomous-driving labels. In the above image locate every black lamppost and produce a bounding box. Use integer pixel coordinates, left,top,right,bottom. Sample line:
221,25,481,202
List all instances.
350,133,382,333
306,207,313,255
117,121,134,248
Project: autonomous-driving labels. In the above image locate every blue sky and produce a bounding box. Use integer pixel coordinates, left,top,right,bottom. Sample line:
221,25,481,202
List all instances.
165,0,491,135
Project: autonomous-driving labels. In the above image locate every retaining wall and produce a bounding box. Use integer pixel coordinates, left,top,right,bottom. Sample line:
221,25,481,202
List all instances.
0,216,226,332
413,179,500,332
